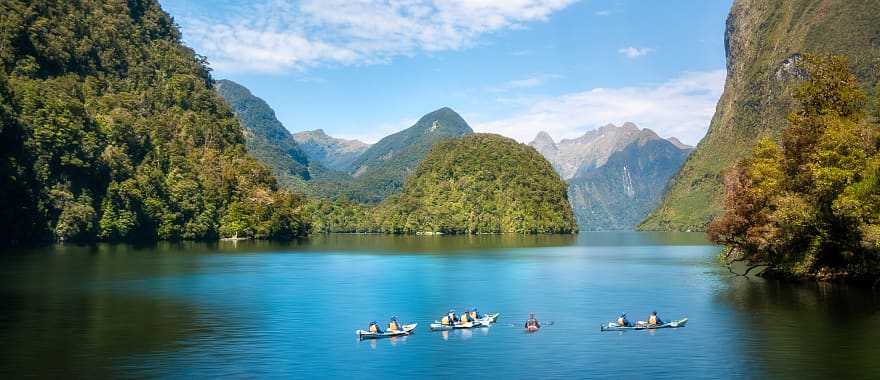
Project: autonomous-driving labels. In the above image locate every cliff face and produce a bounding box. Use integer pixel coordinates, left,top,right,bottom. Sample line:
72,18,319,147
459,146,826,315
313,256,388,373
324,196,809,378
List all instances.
641,0,880,231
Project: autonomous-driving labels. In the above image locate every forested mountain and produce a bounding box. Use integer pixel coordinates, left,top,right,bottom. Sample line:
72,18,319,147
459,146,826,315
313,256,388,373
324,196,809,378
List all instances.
342,107,473,203
641,0,880,231
215,79,312,188
292,129,369,171
530,124,691,230
0,0,308,244
306,134,577,234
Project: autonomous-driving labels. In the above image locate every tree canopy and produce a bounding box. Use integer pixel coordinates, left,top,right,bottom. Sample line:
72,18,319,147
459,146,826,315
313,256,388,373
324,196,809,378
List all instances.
708,55,880,281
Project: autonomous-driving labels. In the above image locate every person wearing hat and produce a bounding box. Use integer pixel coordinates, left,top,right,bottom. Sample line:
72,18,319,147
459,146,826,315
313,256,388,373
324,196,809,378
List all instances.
648,311,663,326
617,313,632,327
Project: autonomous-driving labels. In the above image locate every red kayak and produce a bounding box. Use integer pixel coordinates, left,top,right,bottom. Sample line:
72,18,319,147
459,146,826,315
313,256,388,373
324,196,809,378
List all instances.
526,325,539,332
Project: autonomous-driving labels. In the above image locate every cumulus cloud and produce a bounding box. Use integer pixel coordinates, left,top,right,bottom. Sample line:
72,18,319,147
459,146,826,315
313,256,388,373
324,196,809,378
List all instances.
618,46,654,59
164,0,578,73
473,70,726,144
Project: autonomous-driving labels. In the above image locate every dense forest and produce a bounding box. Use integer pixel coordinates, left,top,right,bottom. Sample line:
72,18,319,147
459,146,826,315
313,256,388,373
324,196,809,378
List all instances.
708,55,880,282
0,0,309,244
307,134,578,234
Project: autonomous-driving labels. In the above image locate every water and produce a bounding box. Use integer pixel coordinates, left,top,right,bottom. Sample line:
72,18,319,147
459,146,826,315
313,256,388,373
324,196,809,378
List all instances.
1,232,878,378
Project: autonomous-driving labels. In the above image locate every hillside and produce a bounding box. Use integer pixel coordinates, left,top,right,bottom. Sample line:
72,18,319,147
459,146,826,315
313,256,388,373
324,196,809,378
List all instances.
377,134,577,234
215,79,312,188
531,124,691,230
292,129,369,171
0,0,308,243
343,107,473,203
641,0,880,231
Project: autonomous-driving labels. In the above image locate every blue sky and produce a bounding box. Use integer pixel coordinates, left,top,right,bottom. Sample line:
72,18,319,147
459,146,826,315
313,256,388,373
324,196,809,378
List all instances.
160,0,732,145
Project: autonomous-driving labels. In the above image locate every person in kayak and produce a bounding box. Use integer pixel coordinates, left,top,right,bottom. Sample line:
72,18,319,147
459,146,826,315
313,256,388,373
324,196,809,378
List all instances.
387,317,402,332
460,309,471,323
368,321,383,334
441,310,459,325
648,311,664,325
617,313,632,327
468,307,482,321
524,313,540,330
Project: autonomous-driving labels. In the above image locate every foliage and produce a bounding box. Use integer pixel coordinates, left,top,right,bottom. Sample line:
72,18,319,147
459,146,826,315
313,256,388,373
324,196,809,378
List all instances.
642,0,880,231
708,55,880,281
0,0,309,243
305,134,578,234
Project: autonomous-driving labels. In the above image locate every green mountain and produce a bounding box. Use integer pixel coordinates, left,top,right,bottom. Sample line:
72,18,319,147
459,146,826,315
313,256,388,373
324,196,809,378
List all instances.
215,79,312,188
292,129,370,171
376,134,577,234
641,0,880,231
343,107,473,203
532,124,692,230
0,0,308,243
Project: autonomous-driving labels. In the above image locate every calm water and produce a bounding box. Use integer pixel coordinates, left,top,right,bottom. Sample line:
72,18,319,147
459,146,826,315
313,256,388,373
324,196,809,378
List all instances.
1,232,879,379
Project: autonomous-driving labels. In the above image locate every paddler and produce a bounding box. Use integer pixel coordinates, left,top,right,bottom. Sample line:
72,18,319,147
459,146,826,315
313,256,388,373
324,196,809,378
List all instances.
617,313,632,327
468,307,482,321
368,321,383,334
388,316,402,332
647,311,664,326
441,309,459,326
524,313,540,330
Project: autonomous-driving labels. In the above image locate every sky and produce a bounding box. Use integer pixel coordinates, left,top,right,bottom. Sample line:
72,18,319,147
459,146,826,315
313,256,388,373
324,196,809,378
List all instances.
159,0,733,145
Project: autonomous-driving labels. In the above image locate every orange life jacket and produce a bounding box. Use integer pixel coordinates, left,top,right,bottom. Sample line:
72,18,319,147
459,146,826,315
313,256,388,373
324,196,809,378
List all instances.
469,311,478,320
649,315,658,325
441,316,450,325
388,321,400,331
460,313,470,322
369,324,379,333
617,317,626,325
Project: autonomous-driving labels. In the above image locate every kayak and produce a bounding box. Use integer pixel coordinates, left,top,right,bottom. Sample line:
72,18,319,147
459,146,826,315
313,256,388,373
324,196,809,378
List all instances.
429,321,479,331
600,318,688,332
429,313,499,331
356,323,418,339
526,325,539,332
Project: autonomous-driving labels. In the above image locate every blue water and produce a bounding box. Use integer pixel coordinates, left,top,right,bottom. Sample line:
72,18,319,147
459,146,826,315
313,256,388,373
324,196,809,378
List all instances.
1,233,878,378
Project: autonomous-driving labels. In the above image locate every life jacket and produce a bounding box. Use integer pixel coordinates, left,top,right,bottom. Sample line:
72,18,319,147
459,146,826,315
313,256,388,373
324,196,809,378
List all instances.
388,321,400,331
469,311,478,320
460,313,470,323
369,324,379,333
441,316,450,325
617,317,626,326
526,319,538,327
649,315,658,325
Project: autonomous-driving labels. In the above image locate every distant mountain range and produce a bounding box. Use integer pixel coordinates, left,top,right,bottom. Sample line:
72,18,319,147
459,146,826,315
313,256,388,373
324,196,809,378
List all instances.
215,80,473,203
530,123,692,230
292,129,370,172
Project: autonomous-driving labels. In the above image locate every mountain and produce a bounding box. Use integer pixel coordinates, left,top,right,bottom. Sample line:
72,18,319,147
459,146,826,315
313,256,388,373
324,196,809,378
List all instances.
343,107,473,203
531,122,657,180
640,0,880,231
0,0,308,243
530,124,692,230
292,129,370,171
215,79,312,188
377,134,577,234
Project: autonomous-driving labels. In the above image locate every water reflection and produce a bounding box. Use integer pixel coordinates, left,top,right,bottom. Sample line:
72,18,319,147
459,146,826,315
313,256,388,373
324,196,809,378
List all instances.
717,277,880,378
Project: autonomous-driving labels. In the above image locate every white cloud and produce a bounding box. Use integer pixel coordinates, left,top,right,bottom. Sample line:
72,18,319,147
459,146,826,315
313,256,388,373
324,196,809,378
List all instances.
336,117,418,144
595,10,611,16
166,0,578,73
472,70,727,145
488,73,562,92
618,46,654,59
